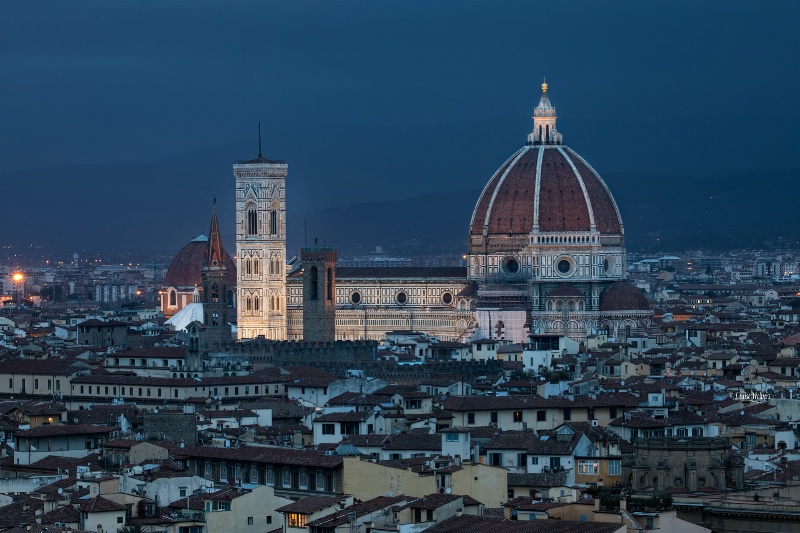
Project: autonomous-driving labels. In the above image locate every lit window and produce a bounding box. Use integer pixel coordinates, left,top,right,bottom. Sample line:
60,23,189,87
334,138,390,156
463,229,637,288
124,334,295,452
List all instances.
577,460,599,475
287,513,306,528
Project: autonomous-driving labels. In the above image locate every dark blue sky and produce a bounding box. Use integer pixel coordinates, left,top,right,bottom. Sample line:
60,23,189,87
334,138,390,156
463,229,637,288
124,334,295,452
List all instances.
2,1,799,254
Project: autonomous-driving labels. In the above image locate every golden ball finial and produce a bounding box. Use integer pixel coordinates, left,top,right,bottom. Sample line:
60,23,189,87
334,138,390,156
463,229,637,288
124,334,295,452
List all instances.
542,77,548,93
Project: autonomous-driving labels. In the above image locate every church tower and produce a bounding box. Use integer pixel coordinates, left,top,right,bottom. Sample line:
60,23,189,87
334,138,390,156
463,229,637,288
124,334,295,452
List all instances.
234,137,288,340
201,203,232,352
301,246,337,342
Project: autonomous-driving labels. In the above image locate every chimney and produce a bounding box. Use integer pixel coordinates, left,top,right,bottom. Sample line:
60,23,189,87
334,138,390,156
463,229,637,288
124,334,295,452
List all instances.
619,499,626,511
595,499,600,511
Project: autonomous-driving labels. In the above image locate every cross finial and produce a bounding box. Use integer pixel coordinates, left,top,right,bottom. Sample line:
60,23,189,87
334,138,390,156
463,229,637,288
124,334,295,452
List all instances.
541,77,548,94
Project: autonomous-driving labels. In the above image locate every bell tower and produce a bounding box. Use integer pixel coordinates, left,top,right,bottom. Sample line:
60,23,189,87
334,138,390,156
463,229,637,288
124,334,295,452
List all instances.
201,202,232,352
301,246,337,342
235,130,288,340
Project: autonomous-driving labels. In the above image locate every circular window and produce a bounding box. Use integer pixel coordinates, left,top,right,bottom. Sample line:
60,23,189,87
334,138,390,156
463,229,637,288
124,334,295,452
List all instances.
350,291,362,305
697,477,706,487
556,257,574,277
501,256,520,274
441,292,453,305
396,291,408,305
674,477,683,487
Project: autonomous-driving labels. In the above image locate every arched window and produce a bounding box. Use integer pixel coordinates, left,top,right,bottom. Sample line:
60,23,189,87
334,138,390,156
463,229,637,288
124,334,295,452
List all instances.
211,284,219,303
245,258,251,276
247,207,258,236
245,296,251,311
270,210,277,235
327,268,333,301
310,266,318,300
545,124,550,142
169,289,177,306
254,297,259,311
253,258,259,275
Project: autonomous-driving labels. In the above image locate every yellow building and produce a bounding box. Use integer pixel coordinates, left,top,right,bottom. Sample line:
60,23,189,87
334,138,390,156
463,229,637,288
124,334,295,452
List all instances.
342,456,507,508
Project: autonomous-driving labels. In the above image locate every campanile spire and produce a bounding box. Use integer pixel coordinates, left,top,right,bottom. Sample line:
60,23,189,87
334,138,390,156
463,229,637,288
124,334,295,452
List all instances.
205,201,226,269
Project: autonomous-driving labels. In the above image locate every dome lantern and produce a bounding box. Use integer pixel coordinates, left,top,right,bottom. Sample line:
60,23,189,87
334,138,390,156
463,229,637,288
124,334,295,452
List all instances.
528,77,562,145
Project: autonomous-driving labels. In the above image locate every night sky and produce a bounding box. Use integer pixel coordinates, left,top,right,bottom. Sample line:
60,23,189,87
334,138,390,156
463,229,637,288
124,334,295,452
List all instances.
2,1,799,256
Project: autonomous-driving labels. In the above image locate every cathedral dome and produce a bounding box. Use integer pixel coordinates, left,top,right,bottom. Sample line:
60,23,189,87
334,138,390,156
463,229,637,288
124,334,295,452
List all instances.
468,82,623,255
599,281,650,312
164,235,237,288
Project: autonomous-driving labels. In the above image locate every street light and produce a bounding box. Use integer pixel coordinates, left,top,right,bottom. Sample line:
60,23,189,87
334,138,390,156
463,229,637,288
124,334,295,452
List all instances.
11,272,24,304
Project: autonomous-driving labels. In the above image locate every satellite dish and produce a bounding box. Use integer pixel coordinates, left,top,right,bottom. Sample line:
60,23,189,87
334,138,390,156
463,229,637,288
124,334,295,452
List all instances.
57,488,63,494
620,380,625,386
445,487,451,494
387,491,393,496
154,409,159,414
740,411,745,416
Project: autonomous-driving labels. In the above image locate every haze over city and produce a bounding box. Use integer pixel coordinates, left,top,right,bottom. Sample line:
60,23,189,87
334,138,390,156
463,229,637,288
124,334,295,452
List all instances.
2,1,799,257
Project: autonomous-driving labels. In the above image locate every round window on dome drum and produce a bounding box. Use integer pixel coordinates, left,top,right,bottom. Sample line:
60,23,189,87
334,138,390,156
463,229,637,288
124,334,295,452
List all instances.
396,291,408,305
558,259,571,274
501,256,520,274
441,292,453,305
350,291,362,305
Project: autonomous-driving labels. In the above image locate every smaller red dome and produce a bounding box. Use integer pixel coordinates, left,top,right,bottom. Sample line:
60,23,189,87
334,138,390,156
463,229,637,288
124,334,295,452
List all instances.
164,236,237,288
599,281,649,312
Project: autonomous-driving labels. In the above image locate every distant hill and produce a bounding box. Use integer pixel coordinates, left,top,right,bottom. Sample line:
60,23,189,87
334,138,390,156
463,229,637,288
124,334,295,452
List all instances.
2,123,798,257
289,168,800,255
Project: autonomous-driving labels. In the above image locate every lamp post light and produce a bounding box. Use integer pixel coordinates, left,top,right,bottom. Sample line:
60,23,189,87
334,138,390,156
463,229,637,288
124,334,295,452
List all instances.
12,272,24,305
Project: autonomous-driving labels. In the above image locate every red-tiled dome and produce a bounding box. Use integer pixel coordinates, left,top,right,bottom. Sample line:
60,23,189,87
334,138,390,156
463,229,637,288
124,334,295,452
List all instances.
469,145,623,253
163,236,237,288
599,281,649,312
